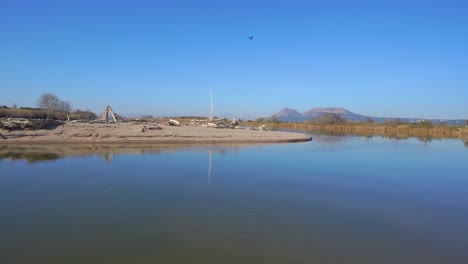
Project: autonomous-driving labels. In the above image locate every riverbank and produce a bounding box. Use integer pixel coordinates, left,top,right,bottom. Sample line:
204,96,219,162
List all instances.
0,122,312,144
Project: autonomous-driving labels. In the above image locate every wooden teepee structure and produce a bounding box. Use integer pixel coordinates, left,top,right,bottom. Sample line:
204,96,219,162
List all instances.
97,105,122,122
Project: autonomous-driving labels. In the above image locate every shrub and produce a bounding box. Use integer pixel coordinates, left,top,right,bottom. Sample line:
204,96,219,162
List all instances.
69,110,97,120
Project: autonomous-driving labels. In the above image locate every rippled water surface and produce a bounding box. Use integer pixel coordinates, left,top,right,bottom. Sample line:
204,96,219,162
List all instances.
1,134,468,264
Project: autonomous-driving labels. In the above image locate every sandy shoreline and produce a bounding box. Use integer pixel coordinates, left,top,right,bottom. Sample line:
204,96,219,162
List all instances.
0,122,312,145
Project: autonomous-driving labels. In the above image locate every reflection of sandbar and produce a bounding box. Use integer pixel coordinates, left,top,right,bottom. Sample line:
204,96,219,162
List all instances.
0,144,239,164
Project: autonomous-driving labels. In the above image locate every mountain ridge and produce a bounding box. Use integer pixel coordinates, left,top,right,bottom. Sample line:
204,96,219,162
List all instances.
272,107,465,125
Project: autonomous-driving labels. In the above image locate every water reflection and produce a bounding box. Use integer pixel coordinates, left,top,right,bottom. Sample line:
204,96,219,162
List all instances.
0,144,241,164
1,137,468,264
208,148,212,181
279,128,467,147
1,135,464,164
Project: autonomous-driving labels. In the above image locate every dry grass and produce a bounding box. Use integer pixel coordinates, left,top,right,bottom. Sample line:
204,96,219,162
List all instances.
0,107,96,120
246,121,468,139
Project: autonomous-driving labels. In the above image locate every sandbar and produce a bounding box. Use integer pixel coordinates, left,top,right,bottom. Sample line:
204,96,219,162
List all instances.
0,122,312,145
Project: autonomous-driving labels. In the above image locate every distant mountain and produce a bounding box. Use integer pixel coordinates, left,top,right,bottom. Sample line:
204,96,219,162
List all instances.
274,108,302,122
273,107,370,122
302,107,369,122
272,107,466,124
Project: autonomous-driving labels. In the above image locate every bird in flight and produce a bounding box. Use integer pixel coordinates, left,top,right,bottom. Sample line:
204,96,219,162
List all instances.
248,35,254,40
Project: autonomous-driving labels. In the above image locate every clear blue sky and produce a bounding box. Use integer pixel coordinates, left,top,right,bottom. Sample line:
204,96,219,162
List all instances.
1,0,467,119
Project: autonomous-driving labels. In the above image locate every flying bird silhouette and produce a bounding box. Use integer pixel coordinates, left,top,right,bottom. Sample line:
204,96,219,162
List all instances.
248,35,254,40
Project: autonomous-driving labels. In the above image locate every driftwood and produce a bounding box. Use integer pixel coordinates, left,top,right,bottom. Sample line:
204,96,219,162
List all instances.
183,118,235,129
0,118,63,131
163,118,265,131
141,123,162,132
97,105,123,122
252,125,267,131
169,119,180,126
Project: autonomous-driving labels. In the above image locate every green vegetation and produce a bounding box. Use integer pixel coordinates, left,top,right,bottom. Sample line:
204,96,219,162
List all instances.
415,120,434,128
270,116,280,124
68,109,98,120
363,117,374,124
383,118,406,126
256,117,265,123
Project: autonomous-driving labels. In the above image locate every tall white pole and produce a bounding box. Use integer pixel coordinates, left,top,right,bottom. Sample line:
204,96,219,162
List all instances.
210,89,213,121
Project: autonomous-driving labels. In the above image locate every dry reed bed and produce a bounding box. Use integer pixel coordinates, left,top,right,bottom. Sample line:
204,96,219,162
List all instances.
270,123,468,139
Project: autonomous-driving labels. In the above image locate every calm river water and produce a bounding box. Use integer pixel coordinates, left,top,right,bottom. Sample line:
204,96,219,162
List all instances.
1,133,468,264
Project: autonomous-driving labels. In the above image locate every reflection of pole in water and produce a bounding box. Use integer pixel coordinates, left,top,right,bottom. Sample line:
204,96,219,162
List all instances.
209,89,213,121
208,148,212,182
104,153,114,164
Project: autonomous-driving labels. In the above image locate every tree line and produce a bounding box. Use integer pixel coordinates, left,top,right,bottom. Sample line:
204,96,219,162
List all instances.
1,93,97,120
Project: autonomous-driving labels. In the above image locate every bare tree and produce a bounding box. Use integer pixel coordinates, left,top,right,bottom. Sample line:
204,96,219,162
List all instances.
57,101,72,113
37,93,72,112
38,93,59,110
